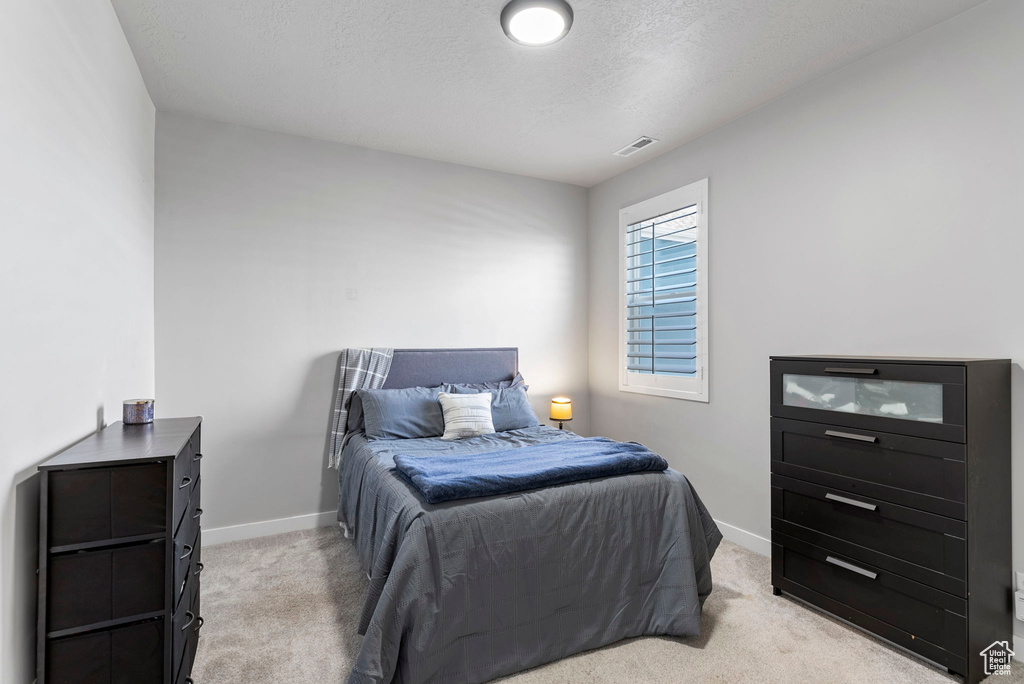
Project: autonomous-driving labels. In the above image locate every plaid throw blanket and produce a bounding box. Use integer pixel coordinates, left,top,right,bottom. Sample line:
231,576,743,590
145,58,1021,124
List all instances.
328,348,394,468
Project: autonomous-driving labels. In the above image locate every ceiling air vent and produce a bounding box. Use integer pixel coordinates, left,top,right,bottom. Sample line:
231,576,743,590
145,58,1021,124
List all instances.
613,136,659,157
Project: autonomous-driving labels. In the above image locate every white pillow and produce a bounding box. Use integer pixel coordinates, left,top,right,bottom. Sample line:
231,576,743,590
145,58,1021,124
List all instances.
438,391,494,440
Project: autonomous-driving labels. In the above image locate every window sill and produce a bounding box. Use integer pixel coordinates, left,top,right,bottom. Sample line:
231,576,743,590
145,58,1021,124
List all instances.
618,383,709,403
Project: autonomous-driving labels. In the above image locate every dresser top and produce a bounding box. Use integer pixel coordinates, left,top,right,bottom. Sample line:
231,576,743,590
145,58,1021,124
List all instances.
770,355,1009,366
40,417,202,470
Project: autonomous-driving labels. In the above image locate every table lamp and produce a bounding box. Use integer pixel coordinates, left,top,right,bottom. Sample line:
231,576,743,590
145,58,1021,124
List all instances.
550,397,572,430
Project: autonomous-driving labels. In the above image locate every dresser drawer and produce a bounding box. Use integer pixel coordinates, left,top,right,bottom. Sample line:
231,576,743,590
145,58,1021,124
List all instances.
172,444,197,537
772,475,965,596
47,540,165,632
772,533,966,673
172,478,200,612
175,627,199,684
173,574,202,683
177,551,204,609
175,485,202,608
172,570,199,670
190,475,202,532
771,417,965,518
771,359,965,442
49,463,167,547
179,475,202,548
191,532,204,586
188,423,202,483
47,619,165,684
175,655,195,684
174,527,200,610
190,450,202,490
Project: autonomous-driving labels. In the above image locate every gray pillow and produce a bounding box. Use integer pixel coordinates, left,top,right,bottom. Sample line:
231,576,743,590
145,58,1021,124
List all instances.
446,384,539,432
359,386,445,440
444,372,526,393
346,392,365,433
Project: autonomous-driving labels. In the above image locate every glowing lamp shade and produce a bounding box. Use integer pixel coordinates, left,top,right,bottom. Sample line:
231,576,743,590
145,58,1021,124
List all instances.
501,0,574,46
550,397,573,422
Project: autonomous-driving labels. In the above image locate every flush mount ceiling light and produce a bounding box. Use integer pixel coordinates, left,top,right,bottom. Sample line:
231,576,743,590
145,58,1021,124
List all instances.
501,0,574,46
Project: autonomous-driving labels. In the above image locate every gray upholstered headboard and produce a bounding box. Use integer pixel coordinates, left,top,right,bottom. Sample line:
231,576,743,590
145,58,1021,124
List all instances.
382,348,518,389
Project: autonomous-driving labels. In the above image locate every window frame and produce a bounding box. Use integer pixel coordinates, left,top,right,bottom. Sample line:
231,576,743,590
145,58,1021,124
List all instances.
618,178,709,402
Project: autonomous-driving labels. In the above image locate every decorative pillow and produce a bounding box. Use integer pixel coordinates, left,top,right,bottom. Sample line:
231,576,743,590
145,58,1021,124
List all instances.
438,392,495,440
446,384,538,432
359,386,445,440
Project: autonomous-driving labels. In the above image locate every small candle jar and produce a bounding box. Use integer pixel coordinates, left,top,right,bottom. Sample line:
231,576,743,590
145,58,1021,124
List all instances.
123,399,155,425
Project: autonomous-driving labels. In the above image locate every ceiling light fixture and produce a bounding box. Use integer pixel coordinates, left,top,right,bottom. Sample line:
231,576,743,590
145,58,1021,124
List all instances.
501,0,574,47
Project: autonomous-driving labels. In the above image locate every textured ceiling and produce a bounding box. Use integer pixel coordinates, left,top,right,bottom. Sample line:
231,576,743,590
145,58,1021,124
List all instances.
111,0,986,186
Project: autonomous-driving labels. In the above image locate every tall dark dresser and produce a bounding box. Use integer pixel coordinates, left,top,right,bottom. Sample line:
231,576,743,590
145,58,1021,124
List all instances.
769,357,1010,684
38,417,204,684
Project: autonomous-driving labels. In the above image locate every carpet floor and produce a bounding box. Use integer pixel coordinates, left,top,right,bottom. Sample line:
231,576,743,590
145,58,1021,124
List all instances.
192,527,1021,683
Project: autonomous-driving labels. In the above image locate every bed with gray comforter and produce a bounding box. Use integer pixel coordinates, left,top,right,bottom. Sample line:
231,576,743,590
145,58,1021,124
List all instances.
338,425,722,684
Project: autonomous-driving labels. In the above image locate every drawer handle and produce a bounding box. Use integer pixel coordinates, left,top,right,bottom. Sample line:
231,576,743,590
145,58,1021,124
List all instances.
194,452,203,462
195,616,205,632
825,556,878,580
186,680,194,684
823,367,877,375
194,562,205,577
179,476,192,489
180,544,194,561
182,611,195,631
824,429,878,444
193,507,204,520
825,492,877,511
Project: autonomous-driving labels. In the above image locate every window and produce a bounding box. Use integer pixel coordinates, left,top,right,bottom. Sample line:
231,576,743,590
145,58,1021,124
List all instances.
619,178,708,402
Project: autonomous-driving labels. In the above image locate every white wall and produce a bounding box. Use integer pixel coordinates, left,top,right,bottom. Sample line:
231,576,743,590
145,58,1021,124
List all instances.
588,0,1023,628
154,113,589,535
0,1,155,680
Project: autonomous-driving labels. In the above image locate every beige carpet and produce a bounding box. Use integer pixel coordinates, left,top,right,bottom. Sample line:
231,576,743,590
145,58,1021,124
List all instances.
192,527,1021,683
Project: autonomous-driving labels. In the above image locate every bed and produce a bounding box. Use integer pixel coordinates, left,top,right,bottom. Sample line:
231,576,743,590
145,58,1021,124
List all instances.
336,348,721,684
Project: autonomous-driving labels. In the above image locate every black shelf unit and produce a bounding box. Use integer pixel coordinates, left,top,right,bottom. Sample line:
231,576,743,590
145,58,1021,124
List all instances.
38,417,204,684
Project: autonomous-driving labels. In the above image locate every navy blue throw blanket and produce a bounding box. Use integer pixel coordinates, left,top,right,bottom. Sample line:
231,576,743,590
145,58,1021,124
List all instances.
393,437,669,504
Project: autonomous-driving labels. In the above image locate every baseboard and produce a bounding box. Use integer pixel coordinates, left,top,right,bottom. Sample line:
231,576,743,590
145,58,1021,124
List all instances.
714,518,771,557
206,511,772,555
203,510,337,545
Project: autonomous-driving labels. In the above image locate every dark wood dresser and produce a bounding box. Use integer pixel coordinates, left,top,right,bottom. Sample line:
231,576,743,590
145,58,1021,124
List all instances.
37,417,204,684
770,357,1010,683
